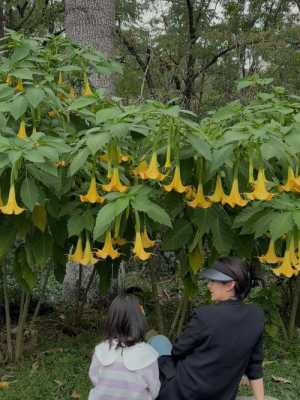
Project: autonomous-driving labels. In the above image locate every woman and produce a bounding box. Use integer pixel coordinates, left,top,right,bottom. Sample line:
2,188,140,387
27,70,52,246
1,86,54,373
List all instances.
157,256,265,400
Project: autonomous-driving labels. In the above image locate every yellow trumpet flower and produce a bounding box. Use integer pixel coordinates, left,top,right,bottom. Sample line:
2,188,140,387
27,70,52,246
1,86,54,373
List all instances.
246,169,273,201
80,176,105,204
58,71,64,85
141,227,156,248
258,240,282,264
0,381,9,389
16,79,24,92
69,237,83,263
0,184,25,215
272,249,296,278
187,183,212,208
208,175,226,203
279,166,295,192
95,231,120,260
82,75,93,96
81,238,98,266
133,231,152,261
17,120,27,139
100,153,130,163
102,168,128,192
5,74,12,86
144,152,165,181
132,160,148,179
69,87,76,99
164,165,188,193
185,186,195,201
222,178,248,208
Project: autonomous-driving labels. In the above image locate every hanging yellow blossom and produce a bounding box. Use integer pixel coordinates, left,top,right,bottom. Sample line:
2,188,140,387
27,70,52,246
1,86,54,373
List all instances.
81,238,98,266
102,168,128,192
82,74,93,96
222,178,248,208
185,186,195,201
246,169,273,201
17,120,27,139
95,231,120,260
208,175,226,203
187,183,212,208
5,75,12,86
133,231,152,261
69,237,83,263
258,240,282,264
16,79,24,92
164,165,188,193
132,160,148,180
69,87,76,99
100,153,130,163
58,71,64,85
144,152,165,181
279,166,296,192
0,184,25,215
80,176,105,204
141,227,156,248
272,249,296,278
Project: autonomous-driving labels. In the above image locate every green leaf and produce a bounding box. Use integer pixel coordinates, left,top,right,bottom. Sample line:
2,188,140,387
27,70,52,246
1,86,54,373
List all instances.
0,153,9,169
269,212,293,241
133,198,172,228
210,208,233,255
13,69,33,80
161,218,193,251
9,95,28,120
67,210,94,237
86,132,110,155
26,232,53,266
69,96,96,110
187,134,211,161
292,211,300,230
68,148,89,176
11,46,30,62
20,177,41,211
25,87,45,109
94,197,130,240
0,222,16,260
96,107,123,124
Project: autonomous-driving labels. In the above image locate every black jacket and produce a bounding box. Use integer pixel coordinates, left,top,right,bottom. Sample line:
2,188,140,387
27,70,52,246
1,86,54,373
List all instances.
158,299,264,400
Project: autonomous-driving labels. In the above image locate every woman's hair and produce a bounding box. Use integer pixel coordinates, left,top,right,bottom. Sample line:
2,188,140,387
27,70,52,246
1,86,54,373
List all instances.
105,294,146,348
216,256,254,300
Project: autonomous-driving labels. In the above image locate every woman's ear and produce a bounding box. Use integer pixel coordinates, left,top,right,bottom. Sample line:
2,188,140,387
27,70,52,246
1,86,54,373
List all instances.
225,281,236,292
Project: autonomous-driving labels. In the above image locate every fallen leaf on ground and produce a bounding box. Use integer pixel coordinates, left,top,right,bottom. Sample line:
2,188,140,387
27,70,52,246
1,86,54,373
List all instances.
0,382,9,389
71,390,81,398
271,375,292,384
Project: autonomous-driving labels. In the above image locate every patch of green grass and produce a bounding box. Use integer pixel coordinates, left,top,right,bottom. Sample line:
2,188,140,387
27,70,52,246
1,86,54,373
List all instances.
1,319,300,400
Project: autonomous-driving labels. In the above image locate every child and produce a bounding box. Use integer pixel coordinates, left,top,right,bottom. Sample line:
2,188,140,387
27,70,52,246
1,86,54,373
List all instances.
88,294,161,400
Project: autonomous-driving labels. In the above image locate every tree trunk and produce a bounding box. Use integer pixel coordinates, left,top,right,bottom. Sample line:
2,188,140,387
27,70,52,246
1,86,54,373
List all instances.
0,7,4,38
64,0,115,93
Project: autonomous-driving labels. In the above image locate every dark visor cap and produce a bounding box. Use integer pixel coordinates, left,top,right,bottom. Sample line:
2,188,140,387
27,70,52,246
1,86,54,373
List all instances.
200,261,235,282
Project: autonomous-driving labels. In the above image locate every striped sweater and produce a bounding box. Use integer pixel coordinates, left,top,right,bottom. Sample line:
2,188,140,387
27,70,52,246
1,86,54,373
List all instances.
88,341,161,400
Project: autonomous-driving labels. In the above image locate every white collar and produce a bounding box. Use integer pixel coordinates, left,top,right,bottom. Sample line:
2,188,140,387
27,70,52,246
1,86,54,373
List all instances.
95,340,159,371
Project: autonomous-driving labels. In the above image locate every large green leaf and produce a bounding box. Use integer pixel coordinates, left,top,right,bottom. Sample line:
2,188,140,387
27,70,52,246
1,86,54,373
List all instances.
133,197,172,228
20,177,41,211
187,134,211,161
9,95,28,120
86,132,110,155
94,197,130,240
26,232,53,267
68,210,95,237
161,218,193,251
68,148,89,176
25,87,45,109
69,96,96,110
269,212,293,241
96,107,123,124
0,222,16,261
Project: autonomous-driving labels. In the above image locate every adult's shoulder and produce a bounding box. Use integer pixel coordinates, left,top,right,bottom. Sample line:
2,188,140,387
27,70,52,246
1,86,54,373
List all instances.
244,302,265,321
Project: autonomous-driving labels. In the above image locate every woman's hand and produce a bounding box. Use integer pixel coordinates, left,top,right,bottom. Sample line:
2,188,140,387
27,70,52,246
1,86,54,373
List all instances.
249,378,264,400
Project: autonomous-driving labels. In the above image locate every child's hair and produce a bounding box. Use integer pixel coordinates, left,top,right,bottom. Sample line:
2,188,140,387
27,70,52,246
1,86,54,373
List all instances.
105,294,146,348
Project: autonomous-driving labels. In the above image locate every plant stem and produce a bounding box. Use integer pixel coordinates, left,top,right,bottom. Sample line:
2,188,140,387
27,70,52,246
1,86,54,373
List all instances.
288,275,300,338
31,263,51,325
149,256,164,334
169,296,183,340
2,263,13,362
176,295,189,337
77,266,96,320
15,293,30,362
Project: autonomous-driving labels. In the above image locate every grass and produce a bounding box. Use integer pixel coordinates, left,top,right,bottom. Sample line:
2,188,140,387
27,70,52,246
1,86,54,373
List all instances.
0,315,300,400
